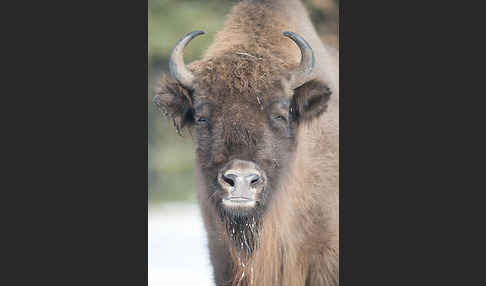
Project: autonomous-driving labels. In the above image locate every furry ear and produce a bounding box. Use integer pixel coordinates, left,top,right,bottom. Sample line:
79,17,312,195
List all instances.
291,80,331,122
153,74,194,135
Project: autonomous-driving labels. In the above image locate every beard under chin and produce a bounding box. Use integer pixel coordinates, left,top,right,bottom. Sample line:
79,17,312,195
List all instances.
217,204,263,256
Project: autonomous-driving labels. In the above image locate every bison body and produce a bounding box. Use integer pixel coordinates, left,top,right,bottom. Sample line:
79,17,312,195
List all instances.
154,0,338,285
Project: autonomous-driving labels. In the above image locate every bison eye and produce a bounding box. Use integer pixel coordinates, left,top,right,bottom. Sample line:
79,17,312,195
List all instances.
273,115,288,123
196,116,208,124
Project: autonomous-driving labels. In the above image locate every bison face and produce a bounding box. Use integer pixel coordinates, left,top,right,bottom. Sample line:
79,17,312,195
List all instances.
153,31,331,222
191,88,297,219
155,74,330,221
195,78,331,217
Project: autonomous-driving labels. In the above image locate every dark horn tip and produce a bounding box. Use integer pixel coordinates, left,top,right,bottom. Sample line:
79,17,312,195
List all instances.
283,31,301,41
282,31,293,37
283,31,311,49
188,30,205,37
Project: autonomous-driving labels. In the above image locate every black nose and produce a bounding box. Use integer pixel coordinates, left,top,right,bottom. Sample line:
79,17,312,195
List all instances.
223,172,261,188
218,159,265,196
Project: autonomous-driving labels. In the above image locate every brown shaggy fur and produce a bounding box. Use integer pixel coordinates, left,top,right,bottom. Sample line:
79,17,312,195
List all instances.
154,0,339,285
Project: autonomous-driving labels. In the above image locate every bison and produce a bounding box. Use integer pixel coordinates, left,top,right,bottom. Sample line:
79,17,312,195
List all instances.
153,0,338,285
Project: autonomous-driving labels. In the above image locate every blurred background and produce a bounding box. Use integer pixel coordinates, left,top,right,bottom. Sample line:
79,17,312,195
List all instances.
148,0,339,285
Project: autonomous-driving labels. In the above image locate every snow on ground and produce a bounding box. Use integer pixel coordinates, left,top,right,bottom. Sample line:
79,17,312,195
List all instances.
148,202,214,286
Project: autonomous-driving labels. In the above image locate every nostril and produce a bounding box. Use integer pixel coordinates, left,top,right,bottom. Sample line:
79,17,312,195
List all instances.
249,174,261,186
223,174,235,187
222,169,263,189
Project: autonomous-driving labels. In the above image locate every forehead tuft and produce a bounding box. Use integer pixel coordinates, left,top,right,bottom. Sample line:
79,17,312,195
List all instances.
194,49,293,101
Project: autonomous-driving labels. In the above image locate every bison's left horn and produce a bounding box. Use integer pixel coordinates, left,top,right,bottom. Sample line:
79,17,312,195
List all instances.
283,31,316,89
169,30,205,90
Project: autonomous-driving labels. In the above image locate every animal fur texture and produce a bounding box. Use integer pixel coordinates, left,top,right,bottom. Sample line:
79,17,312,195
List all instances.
154,0,339,285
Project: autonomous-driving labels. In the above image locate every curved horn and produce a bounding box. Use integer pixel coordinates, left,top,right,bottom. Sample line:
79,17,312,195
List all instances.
169,30,205,90
283,31,316,89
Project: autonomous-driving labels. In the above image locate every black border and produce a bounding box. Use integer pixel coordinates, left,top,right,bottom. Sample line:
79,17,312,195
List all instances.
5,1,149,284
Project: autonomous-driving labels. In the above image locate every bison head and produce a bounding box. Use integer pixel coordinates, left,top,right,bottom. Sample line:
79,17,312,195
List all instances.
154,30,331,225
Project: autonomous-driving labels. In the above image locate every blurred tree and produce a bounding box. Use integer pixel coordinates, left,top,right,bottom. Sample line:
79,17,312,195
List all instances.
304,0,339,47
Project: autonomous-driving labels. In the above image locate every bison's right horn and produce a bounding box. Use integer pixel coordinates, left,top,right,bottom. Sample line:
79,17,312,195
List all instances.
283,31,316,89
169,30,205,90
